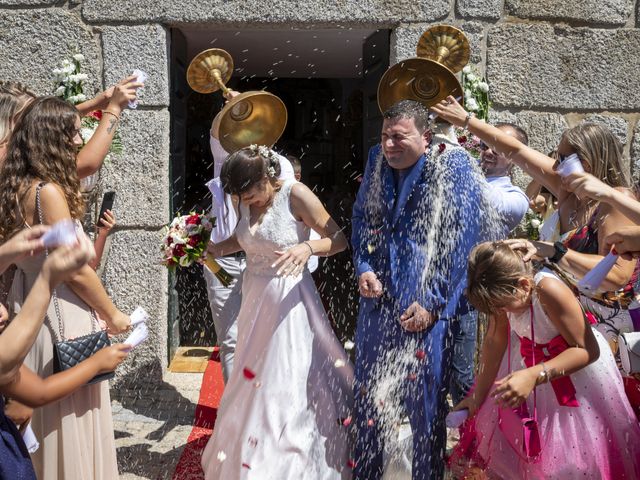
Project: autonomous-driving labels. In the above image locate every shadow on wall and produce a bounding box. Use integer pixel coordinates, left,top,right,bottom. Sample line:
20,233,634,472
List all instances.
111,359,199,478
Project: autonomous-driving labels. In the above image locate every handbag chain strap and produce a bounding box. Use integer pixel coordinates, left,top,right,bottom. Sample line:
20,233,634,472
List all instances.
35,182,98,342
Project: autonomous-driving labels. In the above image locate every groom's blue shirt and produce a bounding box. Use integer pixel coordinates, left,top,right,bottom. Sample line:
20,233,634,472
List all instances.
352,143,484,321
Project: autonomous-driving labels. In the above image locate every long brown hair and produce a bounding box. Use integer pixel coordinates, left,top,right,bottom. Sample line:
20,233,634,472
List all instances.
466,242,533,314
562,122,630,188
0,96,84,241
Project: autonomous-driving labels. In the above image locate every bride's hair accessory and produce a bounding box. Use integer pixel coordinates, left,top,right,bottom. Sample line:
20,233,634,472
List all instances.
249,144,278,178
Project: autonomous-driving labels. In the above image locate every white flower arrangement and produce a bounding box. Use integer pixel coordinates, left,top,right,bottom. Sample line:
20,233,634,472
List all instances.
248,144,278,177
51,53,123,175
524,209,543,241
461,65,491,122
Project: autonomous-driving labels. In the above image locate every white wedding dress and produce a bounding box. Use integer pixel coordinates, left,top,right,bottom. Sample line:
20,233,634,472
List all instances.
201,179,354,480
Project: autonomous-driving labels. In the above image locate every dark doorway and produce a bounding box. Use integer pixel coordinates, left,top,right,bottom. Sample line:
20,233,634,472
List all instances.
169,27,390,355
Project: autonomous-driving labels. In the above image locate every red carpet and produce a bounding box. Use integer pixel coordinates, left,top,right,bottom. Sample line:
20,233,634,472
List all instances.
172,349,225,480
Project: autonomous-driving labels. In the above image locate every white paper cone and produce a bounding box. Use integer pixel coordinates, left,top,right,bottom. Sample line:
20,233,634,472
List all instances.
42,219,77,248
124,323,148,349
578,251,619,293
22,424,39,453
130,306,149,327
556,153,584,178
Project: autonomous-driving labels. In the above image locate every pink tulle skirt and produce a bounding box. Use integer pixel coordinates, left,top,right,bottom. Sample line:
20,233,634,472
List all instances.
450,330,640,479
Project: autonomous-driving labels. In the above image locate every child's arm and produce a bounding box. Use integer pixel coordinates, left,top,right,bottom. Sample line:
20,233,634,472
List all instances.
493,277,599,408
453,311,509,416
1,344,130,407
89,210,116,270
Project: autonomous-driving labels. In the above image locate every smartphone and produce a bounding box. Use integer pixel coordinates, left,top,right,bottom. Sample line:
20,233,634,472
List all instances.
97,191,116,225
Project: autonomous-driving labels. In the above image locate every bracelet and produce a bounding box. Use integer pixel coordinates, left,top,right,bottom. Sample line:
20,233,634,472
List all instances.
102,110,120,121
303,241,314,255
537,362,550,385
462,111,474,130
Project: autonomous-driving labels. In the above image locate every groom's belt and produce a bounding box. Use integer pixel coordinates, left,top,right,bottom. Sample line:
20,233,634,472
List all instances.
222,251,246,259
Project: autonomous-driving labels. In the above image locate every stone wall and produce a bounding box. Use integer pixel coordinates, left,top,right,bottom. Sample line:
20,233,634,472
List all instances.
1,1,639,382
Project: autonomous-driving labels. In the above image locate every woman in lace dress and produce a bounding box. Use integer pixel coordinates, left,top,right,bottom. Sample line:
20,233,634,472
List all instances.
201,146,353,479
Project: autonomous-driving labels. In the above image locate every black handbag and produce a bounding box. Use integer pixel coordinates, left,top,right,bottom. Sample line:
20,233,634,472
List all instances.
35,183,114,385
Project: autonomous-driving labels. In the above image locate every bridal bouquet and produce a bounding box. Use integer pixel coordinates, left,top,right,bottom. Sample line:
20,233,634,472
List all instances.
161,213,233,287
52,54,123,156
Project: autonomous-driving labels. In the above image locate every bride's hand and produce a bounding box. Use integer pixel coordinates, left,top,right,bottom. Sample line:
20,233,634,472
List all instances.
272,243,312,277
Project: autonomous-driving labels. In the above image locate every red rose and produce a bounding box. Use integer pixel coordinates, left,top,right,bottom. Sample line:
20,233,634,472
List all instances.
186,214,201,225
457,135,467,144
188,234,201,247
438,143,446,153
90,110,102,120
174,244,185,257
166,236,173,246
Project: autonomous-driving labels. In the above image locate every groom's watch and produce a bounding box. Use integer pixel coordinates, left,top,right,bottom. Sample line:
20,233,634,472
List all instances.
548,241,567,263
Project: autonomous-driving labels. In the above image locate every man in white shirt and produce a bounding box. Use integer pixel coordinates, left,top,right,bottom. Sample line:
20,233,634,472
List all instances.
480,122,530,234
203,91,295,383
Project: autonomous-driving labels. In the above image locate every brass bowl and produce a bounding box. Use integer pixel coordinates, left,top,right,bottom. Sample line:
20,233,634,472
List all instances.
218,91,288,153
377,57,463,113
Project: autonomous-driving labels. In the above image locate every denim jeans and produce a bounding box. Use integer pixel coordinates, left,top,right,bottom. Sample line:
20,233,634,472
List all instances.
449,311,477,405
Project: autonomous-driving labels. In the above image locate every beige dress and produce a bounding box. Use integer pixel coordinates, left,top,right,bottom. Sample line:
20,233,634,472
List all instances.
8,231,119,480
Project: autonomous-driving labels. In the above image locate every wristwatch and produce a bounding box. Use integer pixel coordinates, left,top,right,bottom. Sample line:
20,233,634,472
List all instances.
548,241,567,263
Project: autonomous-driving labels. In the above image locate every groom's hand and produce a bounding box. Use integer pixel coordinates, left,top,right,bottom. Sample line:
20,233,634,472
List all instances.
358,271,383,298
399,302,435,332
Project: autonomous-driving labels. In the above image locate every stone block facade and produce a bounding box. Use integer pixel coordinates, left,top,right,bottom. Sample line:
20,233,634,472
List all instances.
1,1,639,383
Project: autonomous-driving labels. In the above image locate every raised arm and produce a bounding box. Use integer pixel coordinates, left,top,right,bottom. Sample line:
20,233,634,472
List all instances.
566,171,640,225
76,76,141,179
38,184,130,334
431,96,566,201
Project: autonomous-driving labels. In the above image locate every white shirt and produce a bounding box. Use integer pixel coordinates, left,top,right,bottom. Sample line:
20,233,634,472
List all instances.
485,175,530,234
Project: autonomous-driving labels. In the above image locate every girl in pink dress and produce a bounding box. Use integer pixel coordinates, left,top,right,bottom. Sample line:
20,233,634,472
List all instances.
449,242,640,479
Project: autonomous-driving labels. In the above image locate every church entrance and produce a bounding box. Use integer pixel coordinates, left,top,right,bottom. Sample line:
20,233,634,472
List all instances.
168,26,390,361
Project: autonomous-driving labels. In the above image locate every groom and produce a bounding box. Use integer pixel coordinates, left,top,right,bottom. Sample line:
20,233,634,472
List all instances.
351,100,485,479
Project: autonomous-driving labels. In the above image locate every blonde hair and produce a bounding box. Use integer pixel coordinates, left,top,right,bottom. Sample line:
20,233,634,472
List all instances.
466,242,533,314
562,123,629,188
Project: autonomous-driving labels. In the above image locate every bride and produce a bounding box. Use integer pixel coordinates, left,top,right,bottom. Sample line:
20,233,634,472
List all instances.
200,145,353,479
